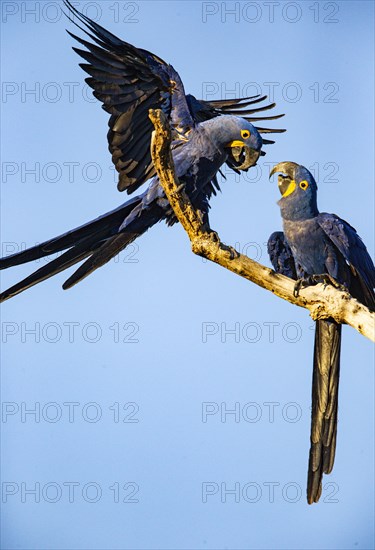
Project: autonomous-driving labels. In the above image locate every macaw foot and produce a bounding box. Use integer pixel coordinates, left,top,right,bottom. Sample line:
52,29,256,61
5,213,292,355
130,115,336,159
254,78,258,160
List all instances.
207,229,220,243
219,242,240,260
293,274,347,297
200,227,219,241
294,275,321,297
201,229,239,260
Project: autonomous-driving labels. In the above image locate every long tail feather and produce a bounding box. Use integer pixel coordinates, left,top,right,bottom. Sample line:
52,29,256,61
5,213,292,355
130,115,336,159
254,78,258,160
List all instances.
307,320,341,504
63,232,138,290
62,202,164,289
0,197,145,302
0,198,140,270
0,244,95,303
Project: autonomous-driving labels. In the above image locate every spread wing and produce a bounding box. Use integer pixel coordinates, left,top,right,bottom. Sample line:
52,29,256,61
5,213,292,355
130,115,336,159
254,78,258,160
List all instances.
63,1,285,196
186,94,285,147
317,213,375,309
63,0,194,195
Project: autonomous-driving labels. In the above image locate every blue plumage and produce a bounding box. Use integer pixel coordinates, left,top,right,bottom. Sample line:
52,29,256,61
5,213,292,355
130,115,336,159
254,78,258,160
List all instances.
268,161,375,504
0,1,282,302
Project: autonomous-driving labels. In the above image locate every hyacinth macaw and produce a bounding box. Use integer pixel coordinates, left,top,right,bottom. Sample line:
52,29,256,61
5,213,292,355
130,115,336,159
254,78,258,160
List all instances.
268,162,375,504
0,0,284,302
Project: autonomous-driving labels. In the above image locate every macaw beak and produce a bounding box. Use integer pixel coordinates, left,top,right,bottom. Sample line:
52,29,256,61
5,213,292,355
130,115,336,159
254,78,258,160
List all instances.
270,161,299,196
226,142,261,170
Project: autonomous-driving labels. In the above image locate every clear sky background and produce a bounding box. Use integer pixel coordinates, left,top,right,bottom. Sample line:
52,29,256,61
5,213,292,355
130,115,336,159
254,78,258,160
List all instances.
1,1,374,549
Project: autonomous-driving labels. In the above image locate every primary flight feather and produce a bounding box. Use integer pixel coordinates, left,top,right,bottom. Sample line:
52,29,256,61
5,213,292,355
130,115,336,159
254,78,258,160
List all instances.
1,1,285,302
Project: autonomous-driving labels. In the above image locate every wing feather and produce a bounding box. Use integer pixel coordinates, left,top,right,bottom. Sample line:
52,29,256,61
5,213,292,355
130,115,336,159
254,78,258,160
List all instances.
63,0,286,195
63,0,192,194
267,231,298,279
318,213,375,309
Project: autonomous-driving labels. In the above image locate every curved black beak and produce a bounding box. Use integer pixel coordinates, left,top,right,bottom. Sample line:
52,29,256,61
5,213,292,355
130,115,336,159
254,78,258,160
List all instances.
228,145,260,171
269,161,299,179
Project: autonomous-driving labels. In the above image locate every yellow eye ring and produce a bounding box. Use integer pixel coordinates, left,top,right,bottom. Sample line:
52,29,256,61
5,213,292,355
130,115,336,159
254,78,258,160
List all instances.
241,129,250,139
299,180,309,190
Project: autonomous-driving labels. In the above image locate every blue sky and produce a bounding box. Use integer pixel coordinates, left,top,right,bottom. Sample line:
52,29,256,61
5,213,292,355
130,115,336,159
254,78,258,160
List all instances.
1,1,374,549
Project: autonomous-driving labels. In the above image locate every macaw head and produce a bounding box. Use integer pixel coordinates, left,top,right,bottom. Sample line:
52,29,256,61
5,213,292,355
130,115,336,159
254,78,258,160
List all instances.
270,161,318,219
206,115,263,170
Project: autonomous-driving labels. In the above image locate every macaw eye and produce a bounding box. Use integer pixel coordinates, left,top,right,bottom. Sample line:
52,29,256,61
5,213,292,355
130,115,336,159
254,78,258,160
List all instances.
241,129,250,139
299,180,309,190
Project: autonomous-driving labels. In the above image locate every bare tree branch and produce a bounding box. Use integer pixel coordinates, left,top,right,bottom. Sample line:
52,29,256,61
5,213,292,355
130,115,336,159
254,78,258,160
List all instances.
149,109,375,343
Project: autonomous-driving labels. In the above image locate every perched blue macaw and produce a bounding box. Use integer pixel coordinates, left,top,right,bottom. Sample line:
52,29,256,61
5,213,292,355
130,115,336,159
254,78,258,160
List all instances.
268,162,375,504
0,0,284,302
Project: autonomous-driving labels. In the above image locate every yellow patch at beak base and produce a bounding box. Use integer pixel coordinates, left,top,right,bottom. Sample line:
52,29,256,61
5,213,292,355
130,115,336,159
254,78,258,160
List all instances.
282,180,296,197
226,140,245,148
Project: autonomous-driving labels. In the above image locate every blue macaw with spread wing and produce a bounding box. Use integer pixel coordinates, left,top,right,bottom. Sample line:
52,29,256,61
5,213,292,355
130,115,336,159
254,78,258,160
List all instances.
268,162,375,504
0,0,284,302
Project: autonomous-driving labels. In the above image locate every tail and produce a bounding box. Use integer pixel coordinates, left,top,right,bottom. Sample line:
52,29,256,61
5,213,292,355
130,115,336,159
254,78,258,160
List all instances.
307,319,341,504
0,197,160,302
